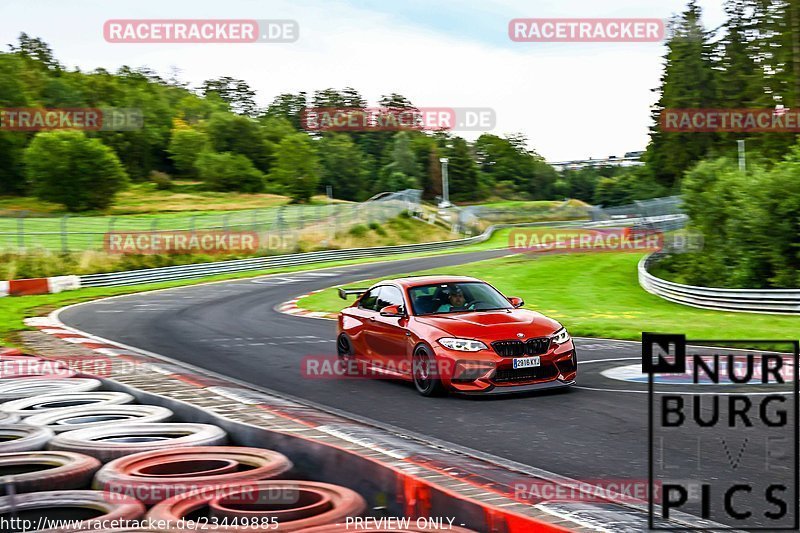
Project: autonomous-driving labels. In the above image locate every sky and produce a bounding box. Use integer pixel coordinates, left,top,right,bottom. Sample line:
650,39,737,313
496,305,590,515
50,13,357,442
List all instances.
0,0,727,161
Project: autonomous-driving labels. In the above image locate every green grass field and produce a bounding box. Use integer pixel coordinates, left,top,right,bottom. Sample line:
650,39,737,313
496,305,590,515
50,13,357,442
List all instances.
0,181,342,216
298,252,800,340
0,181,356,251
460,199,589,211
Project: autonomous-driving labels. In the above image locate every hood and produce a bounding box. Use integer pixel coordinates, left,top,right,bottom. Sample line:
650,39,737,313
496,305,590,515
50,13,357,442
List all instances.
415,309,561,341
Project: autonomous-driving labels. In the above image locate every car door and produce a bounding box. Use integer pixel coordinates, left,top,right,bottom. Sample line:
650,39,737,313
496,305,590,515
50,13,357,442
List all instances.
367,285,411,376
348,287,381,361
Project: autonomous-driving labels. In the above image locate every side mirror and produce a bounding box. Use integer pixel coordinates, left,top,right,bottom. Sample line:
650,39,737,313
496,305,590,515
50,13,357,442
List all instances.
508,297,524,308
380,304,405,317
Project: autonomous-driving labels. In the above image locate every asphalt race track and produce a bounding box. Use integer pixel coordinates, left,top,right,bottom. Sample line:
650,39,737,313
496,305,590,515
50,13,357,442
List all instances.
60,250,796,528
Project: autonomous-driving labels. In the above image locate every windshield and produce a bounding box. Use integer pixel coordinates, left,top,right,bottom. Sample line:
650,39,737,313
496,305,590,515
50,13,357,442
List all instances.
408,281,513,315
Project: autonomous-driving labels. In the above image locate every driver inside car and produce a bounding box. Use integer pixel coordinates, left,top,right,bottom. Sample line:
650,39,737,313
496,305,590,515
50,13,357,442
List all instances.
436,285,473,312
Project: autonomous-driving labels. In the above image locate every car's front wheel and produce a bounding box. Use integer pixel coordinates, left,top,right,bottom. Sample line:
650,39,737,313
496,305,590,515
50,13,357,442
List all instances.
412,346,446,397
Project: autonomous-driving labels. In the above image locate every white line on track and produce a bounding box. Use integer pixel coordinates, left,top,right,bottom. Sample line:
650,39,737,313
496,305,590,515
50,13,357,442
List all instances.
577,357,791,395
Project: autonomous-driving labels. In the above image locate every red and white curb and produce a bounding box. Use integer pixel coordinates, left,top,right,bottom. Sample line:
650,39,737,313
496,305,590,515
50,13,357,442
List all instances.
24,316,154,361
277,289,336,320
1,275,81,297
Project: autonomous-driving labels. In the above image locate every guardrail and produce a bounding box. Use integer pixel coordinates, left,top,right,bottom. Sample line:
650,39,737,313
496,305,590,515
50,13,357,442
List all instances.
639,254,800,314
79,215,686,288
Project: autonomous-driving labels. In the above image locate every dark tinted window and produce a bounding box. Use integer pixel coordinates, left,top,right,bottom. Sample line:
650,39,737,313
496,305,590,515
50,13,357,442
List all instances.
358,288,380,311
376,286,404,310
409,282,512,315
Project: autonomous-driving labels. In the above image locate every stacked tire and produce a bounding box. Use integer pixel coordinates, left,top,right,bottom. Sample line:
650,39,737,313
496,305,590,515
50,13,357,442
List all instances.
0,350,385,532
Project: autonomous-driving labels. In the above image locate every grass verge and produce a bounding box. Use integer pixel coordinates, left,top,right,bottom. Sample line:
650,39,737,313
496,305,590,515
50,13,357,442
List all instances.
298,252,800,341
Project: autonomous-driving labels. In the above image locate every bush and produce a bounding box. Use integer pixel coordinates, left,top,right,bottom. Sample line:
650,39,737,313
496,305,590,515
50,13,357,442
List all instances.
269,134,320,203
662,152,800,288
167,128,209,178
348,224,368,237
195,151,265,192
24,131,128,211
149,171,173,190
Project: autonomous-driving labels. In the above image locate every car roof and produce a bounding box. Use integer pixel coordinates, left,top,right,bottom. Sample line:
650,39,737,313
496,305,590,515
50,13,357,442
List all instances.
378,276,483,289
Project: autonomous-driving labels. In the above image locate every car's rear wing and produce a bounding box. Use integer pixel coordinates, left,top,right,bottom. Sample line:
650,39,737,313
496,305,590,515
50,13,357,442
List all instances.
338,287,368,300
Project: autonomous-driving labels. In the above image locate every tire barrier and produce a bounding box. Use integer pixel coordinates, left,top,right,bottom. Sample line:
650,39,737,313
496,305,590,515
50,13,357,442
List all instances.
0,391,136,417
0,490,145,532
48,423,228,462
25,405,174,433
0,411,19,424
147,480,367,531
0,356,76,379
0,378,101,401
94,446,294,505
0,451,101,493
0,424,54,452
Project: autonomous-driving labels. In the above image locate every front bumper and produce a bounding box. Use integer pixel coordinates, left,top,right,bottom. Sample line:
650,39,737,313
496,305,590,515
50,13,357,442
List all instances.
433,340,578,394
455,378,576,396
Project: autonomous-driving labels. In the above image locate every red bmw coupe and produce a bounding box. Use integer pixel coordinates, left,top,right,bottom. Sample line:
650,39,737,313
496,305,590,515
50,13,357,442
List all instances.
336,276,577,396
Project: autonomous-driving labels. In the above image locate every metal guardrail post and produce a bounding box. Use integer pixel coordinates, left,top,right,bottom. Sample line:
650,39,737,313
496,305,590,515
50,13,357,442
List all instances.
16,213,24,250
61,215,69,253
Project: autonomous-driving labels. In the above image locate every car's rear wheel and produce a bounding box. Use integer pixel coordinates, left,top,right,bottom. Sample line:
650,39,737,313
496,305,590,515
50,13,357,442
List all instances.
336,334,352,359
412,346,445,397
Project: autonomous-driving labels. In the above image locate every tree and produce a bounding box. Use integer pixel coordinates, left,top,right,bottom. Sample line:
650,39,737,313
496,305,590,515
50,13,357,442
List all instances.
207,113,273,172
9,33,61,71
266,92,308,129
559,168,600,202
201,77,258,116
0,53,30,194
473,134,554,199
645,2,718,188
167,125,209,178
444,137,479,201
269,134,320,202
318,133,367,201
375,132,421,193
409,133,441,200
24,131,128,211
593,166,666,207
259,116,296,145
312,87,366,109
195,152,264,193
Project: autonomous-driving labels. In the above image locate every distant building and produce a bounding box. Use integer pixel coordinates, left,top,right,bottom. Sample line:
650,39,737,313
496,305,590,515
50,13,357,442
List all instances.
548,151,645,171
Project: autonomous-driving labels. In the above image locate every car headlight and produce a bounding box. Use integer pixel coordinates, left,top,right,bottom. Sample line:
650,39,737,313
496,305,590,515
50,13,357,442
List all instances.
438,337,488,352
552,327,571,345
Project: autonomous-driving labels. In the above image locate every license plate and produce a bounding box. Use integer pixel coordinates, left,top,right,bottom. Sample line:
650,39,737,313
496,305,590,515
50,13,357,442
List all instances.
513,356,541,369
